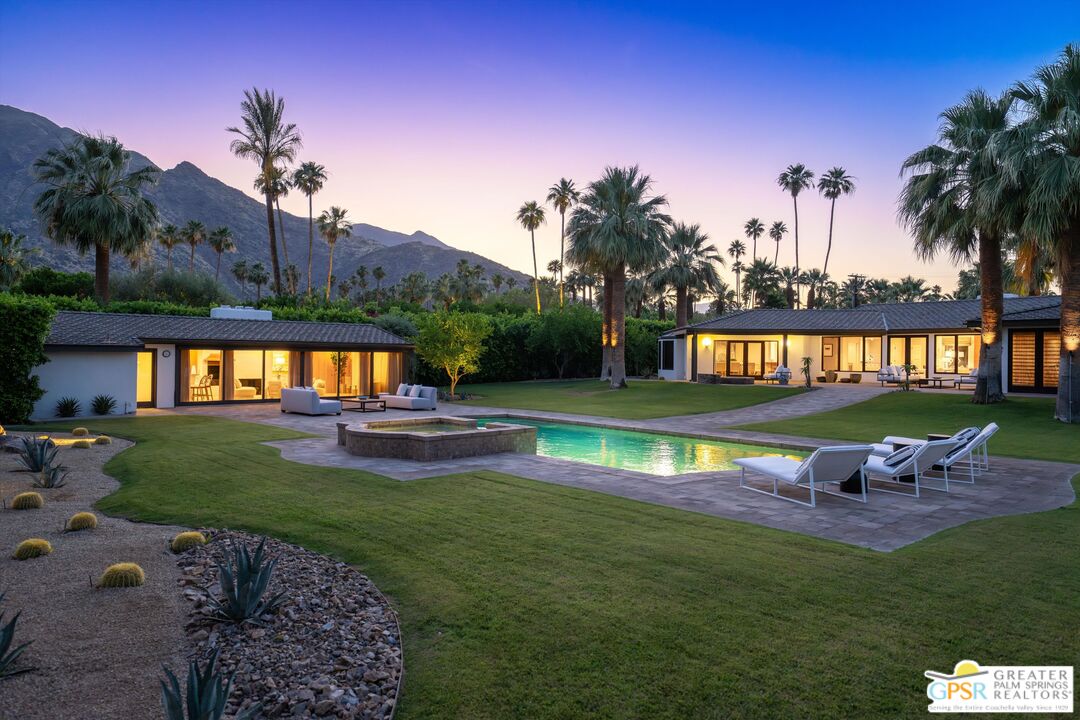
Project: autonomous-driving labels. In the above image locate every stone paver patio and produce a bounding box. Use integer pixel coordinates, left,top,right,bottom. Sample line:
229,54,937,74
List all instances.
167,389,1078,552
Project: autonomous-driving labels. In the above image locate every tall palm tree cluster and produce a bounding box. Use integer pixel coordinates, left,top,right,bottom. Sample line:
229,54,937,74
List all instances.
228,87,337,299
900,45,1080,420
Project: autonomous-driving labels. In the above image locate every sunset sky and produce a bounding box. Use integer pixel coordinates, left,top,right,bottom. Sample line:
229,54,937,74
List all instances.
2,0,1078,290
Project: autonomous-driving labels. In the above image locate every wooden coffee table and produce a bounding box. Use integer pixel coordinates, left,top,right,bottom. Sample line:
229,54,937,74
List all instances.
341,397,386,413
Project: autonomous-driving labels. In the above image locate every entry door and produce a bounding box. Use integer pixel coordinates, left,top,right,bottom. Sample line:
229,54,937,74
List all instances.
136,351,156,407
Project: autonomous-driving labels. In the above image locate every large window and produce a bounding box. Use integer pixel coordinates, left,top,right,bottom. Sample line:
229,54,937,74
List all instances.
712,340,777,377
935,335,981,374
180,348,300,403
888,336,928,375
827,336,881,373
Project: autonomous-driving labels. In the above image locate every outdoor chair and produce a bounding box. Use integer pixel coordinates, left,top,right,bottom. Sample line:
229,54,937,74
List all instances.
862,438,959,497
871,423,998,480
734,445,876,508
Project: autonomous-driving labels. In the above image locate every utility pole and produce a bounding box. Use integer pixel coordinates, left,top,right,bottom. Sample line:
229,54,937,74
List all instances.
847,273,865,309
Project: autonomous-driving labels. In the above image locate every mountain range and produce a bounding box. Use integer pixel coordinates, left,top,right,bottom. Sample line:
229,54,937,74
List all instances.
0,104,530,293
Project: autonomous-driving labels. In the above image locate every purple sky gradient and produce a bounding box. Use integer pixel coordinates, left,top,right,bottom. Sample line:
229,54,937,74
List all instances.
2,1,1078,289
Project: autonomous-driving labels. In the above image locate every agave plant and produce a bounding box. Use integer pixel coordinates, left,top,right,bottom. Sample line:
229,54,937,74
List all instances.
206,538,285,624
32,463,69,489
55,396,80,418
91,394,117,415
0,593,33,678
161,648,260,720
16,436,58,473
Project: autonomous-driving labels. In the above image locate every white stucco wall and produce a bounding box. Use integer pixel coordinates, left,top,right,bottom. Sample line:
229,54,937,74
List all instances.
145,344,176,408
33,351,138,420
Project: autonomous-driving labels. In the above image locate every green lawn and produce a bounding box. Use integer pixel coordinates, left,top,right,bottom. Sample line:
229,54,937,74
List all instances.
735,393,1080,464
451,379,803,419
46,415,1080,719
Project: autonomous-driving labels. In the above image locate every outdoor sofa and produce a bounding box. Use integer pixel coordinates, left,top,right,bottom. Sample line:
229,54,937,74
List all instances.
382,384,438,411
280,387,342,416
954,368,979,389
877,365,921,387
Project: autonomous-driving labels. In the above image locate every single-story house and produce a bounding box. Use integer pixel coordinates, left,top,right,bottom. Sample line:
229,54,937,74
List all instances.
34,306,413,419
658,296,1062,394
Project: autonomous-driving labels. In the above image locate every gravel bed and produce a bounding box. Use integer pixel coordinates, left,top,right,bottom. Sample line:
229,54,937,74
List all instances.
0,432,188,720
177,530,403,719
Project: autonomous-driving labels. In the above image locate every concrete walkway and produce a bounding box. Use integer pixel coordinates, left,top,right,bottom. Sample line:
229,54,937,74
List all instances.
167,389,1077,552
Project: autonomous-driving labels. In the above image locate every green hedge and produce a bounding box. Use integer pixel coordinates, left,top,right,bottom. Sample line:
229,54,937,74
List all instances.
0,293,55,423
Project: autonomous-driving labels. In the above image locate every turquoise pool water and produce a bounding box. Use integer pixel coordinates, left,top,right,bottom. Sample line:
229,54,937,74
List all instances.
475,417,804,476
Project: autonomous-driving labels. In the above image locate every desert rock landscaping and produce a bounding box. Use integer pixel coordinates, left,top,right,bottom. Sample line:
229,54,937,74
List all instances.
1,433,403,719
176,530,402,719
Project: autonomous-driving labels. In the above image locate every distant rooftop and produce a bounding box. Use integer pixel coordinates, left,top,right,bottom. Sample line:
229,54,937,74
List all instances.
667,296,1061,335
45,311,412,350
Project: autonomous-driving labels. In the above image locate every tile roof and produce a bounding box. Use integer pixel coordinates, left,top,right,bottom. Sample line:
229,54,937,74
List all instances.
45,311,411,349
669,296,1061,335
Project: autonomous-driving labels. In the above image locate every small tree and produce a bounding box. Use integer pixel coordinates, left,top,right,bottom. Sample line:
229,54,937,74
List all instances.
416,311,492,398
800,356,813,389
527,306,598,379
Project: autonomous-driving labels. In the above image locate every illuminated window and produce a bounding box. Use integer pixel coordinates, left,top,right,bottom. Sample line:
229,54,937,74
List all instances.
935,335,981,374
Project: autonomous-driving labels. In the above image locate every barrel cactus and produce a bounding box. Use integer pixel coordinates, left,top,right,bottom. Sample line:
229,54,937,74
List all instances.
13,539,52,560
72,427,89,437
94,435,112,445
170,531,207,554
99,563,145,588
10,492,43,510
66,512,98,532
72,439,92,449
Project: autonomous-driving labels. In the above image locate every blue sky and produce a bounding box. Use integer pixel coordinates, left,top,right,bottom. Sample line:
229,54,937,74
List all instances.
1,0,1077,286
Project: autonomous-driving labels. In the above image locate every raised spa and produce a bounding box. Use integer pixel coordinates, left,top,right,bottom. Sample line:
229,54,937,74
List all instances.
337,416,536,461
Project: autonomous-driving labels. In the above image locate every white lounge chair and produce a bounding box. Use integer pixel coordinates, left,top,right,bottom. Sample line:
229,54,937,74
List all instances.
734,445,875,508
863,438,958,497
871,423,998,481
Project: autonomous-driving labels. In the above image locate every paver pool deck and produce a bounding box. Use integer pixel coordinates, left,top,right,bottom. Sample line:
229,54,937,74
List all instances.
168,386,1078,552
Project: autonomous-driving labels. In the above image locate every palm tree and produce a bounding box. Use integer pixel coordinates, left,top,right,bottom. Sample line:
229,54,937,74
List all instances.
491,273,504,294
892,276,929,302
650,224,722,327
802,268,827,309
743,218,765,262
400,271,429,304
516,200,546,314
1007,44,1080,421
505,276,518,292
32,134,158,303
248,262,269,303
900,89,1015,404
254,165,292,285
182,220,206,273
373,265,386,303
742,259,781,308
546,178,579,306
778,267,801,308
817,167,856,276
158,223,180,271
727,239,746,307
0,228,33,290
207,226,236,282
777,164,815,307
227,87,302,295
291,162,328,297
231,259,248,300
317,206,351,301
768,221,788,265
567,166,671,387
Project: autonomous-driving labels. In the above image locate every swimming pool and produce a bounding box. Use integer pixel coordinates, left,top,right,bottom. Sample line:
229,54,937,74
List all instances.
474,417,804,476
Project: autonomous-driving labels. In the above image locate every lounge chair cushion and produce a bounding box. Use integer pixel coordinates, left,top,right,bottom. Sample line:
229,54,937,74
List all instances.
733,456,804,484
883,445,918,467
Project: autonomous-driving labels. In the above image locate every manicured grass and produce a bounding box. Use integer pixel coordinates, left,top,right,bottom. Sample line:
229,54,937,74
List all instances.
57,415,1080,718
451,379,803,419
735,392,1080,464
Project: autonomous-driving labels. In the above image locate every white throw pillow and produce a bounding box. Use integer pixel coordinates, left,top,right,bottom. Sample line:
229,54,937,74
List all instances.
884,445,917,467
408,384,422,398
396,383,409,396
